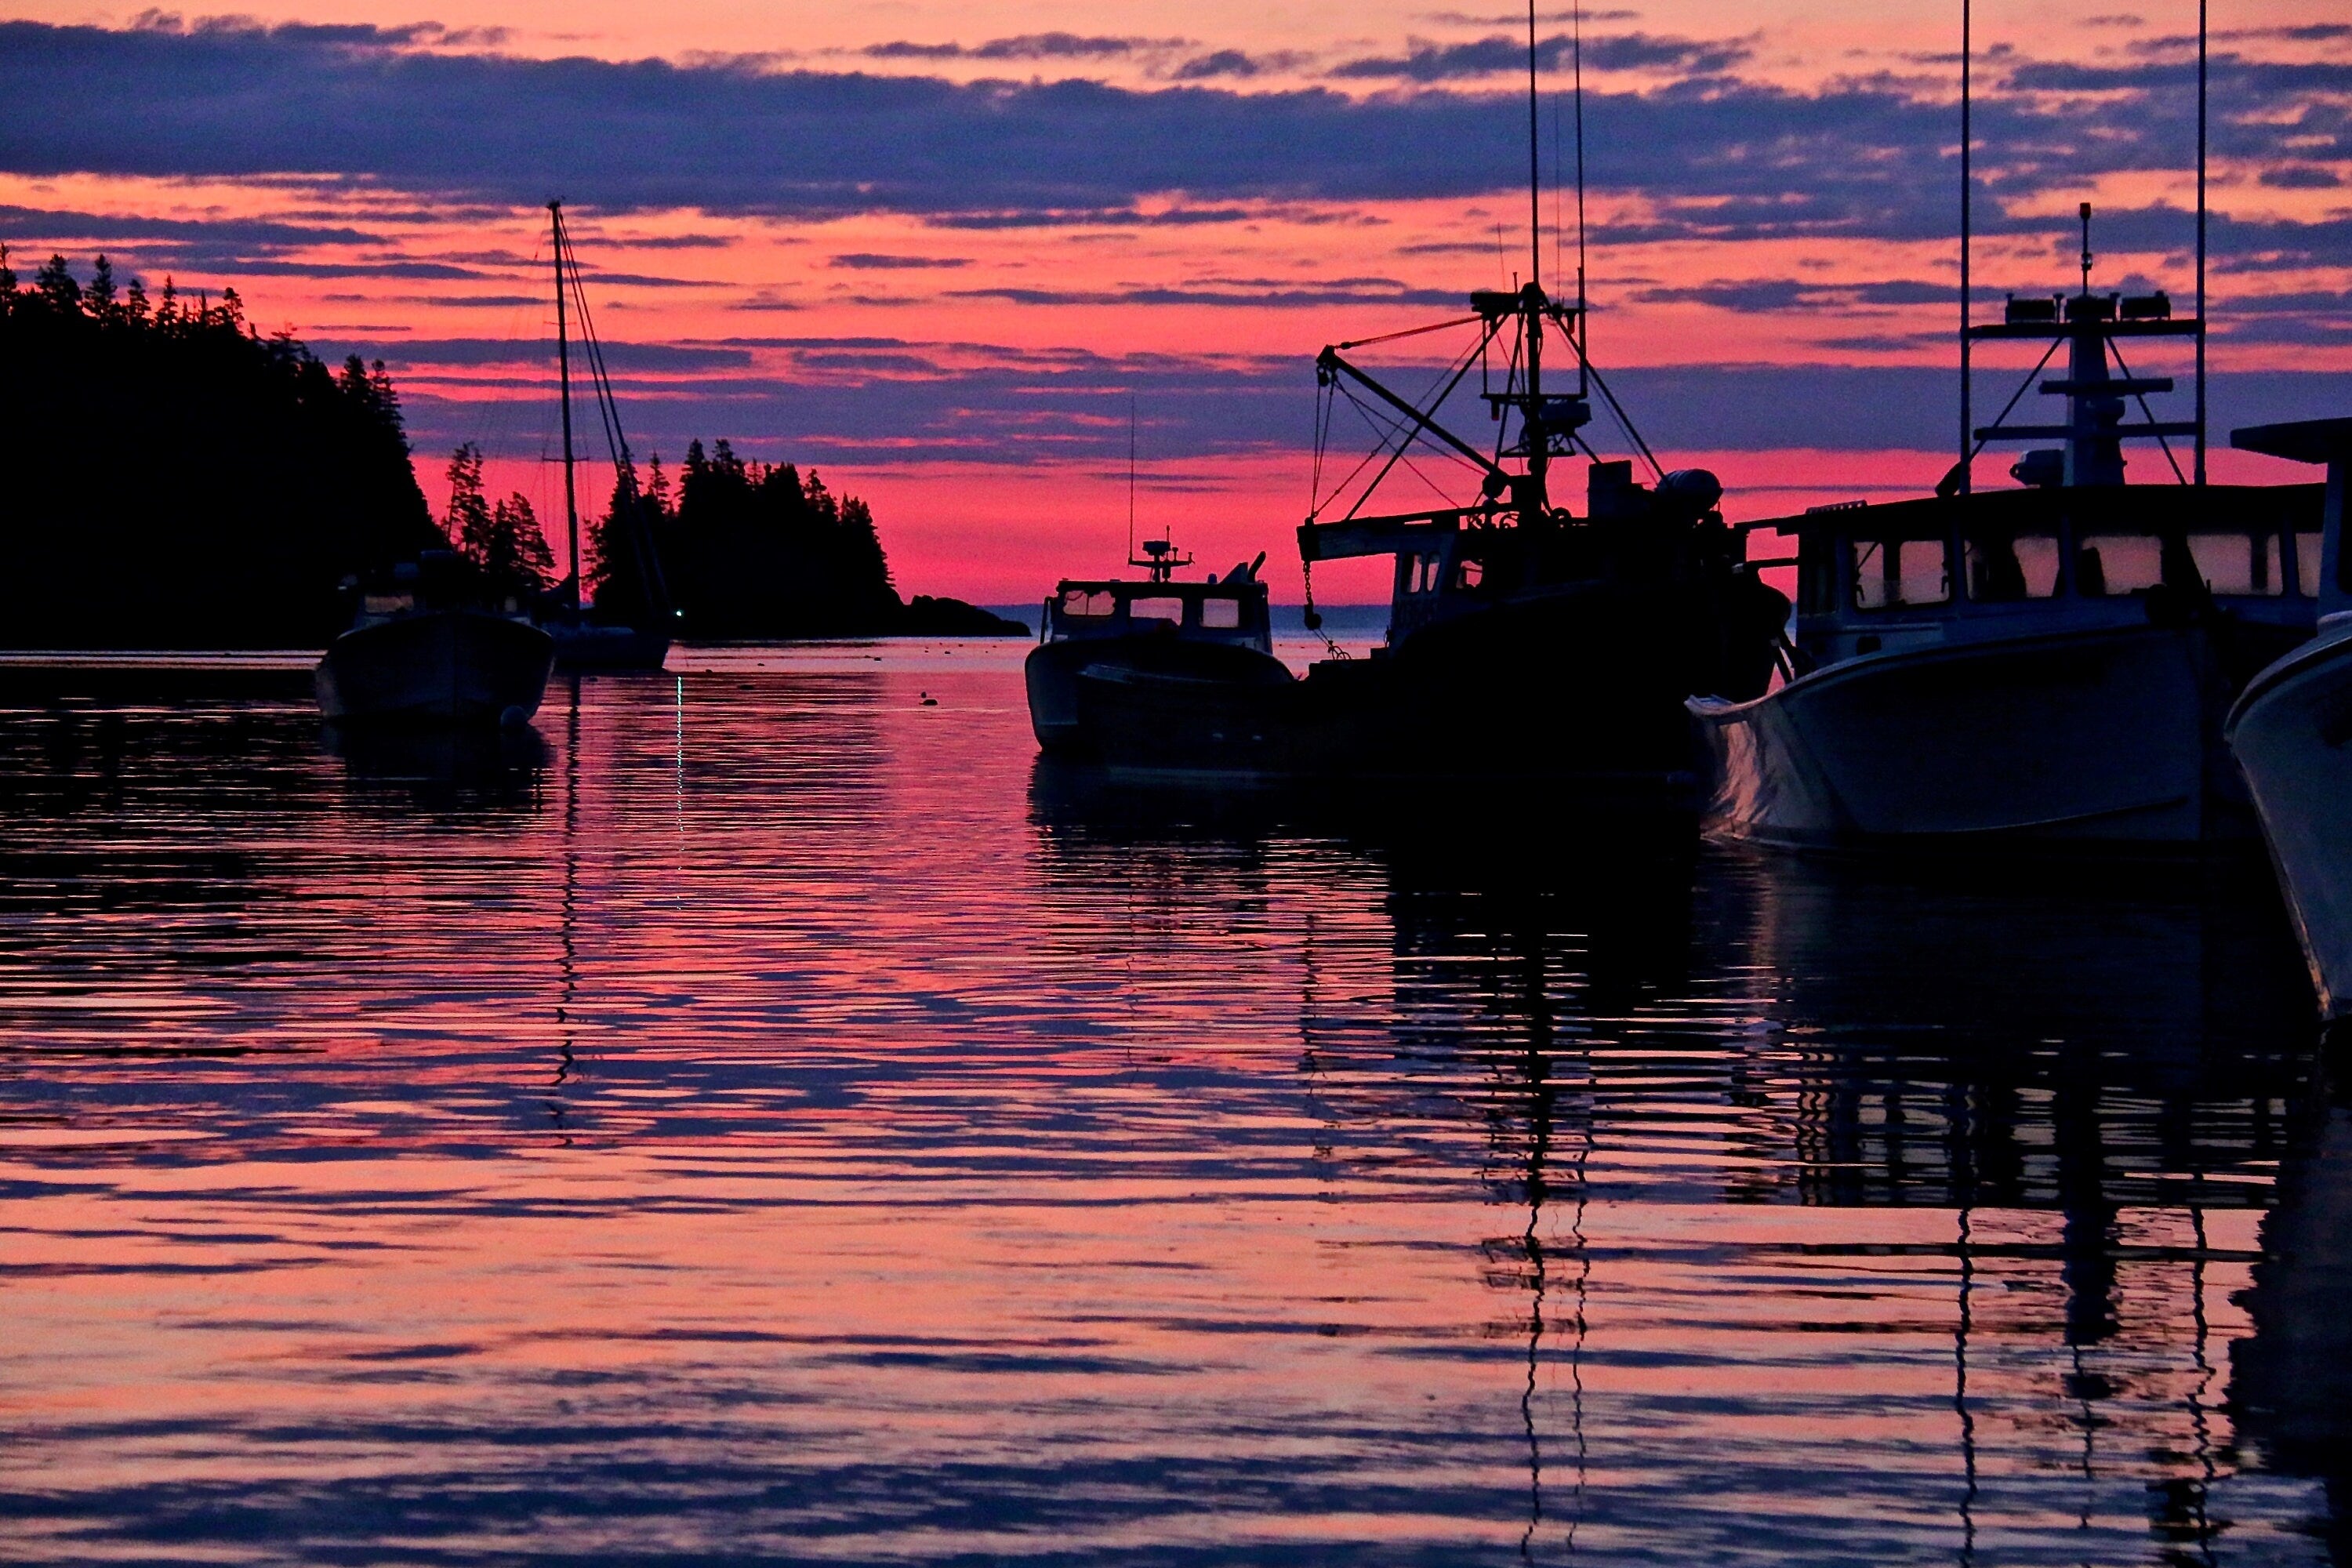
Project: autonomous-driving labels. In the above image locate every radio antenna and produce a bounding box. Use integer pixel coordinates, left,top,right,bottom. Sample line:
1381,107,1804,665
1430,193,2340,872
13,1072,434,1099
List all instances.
1526,0,1543,292
1573,0,1589,388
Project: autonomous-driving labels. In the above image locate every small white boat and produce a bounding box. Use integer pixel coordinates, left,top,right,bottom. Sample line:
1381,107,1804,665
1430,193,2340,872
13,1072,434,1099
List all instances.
2223,417,2352,1012
316,554,554,728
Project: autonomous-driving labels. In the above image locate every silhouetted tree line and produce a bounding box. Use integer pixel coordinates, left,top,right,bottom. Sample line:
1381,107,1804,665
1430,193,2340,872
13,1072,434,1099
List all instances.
592,440,1023,637
0,249,444,647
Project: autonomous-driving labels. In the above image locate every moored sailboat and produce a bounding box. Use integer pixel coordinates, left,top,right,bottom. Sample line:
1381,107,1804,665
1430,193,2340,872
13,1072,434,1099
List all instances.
539,200,676,672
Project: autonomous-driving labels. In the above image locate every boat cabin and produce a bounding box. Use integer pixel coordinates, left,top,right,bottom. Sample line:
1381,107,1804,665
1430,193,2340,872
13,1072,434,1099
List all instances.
1767,485,2325,670
1040,567,1273,656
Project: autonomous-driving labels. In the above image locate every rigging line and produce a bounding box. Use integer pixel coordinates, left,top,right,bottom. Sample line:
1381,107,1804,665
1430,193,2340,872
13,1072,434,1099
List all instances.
1333,376,1489,513
1334,313,1483,351
2105,339,2187,485
1965,336,2066,467
1332,382,1483,517
1329,337,1498,518
1577,357,1662,478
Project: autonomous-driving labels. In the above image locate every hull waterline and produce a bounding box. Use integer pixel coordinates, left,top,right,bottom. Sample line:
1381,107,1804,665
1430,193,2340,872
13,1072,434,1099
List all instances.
1692,622,2265,851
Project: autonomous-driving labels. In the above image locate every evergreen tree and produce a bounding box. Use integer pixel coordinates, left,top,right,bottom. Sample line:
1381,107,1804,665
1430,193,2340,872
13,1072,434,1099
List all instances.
0,252,442,645
445,443,492,549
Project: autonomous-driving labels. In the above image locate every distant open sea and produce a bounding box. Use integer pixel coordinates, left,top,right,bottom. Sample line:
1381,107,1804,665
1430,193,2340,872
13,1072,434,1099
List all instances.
982,603,1393,638
0,639,2343,1565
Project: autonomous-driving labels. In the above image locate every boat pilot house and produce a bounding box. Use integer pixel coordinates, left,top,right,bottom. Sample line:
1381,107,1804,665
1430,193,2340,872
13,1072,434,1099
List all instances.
1776,485,2324,671
1040,574,1273,652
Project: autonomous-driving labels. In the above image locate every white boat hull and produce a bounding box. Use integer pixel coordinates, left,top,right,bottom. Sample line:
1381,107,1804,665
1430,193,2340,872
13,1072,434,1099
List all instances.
1691,622,2252,850
2227,620,2352,1014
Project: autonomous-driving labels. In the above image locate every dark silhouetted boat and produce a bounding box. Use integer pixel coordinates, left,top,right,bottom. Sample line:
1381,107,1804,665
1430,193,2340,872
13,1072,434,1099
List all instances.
539,199,676,673
1690,20,2328,853
1026,535,1283,754
2225,418,2352,1013
1025,10,1787,792
315,551,554,727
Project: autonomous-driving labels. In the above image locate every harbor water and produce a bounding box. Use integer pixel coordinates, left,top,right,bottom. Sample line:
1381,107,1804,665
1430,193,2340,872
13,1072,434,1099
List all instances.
2,638,2347,1565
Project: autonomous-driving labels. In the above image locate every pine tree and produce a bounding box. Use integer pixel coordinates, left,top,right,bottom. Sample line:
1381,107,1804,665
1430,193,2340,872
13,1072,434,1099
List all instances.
445,443,492,552
86,256,118,323
34,255,78,313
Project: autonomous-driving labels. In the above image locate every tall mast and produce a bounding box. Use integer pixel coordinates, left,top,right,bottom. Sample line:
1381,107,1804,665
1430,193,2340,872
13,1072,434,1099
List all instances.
551,199,580,612
1958,0,1973,495
2194,0,2208,485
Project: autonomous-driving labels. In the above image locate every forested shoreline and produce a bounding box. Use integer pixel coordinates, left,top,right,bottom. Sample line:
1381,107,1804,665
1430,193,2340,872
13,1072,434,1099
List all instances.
0,251,1021,648
0,249,441,647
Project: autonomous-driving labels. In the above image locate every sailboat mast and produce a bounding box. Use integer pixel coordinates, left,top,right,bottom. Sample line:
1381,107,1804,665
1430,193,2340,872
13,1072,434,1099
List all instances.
1523,0,1545,509
551,199,581,612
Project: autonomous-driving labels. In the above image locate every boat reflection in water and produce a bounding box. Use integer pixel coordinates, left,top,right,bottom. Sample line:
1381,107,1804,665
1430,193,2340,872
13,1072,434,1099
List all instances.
2232,1041,2352,1563
1031,776,2338,1559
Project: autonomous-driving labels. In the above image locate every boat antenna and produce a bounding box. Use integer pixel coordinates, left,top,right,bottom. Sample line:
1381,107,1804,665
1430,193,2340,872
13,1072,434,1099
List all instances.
1958,0,1972,495
2079,201,2093,298
550,198,580,613
1573,0,1588,388
1526,0,1543,292
1126,391,1137,564
2194,0,2208,484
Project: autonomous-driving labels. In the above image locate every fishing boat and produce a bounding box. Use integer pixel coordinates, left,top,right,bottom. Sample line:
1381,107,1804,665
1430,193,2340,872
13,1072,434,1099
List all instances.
1025,536,1283,754
315,550,554,727
1025,9,1787,790
2223,418,2352,1014
539,200,676,672
1688,14,2325,853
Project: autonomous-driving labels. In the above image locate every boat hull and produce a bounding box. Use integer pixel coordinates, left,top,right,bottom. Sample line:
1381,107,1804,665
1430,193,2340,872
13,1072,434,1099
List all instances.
548,619,671,673
316,612,554,727
1025,635,1293,754
2227,622,2352,1014
1691,622,2278,851
1033,583,1714,789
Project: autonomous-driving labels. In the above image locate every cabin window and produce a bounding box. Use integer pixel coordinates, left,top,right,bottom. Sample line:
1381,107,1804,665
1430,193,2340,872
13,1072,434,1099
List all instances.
1964,535,2060,601
1456,559,1483,590
2186,532,2285,597
1851,539,1949,610
2297,532,2323,596
1129,597,1185,626
1060,590,1115,618
362,593,415,616
1200,597,1242,630
1798,532,1837,616
2074,535,2164,597
1405,554,1444,594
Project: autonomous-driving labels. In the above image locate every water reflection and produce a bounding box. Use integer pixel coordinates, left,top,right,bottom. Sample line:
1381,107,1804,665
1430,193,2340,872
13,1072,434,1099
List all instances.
0,653,2341,1564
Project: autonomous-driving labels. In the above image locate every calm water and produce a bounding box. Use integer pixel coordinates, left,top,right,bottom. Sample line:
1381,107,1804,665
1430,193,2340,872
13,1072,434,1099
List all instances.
3,640,2348,1566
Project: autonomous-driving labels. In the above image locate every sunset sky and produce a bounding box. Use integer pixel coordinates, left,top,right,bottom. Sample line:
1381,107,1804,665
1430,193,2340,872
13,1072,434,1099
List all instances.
4,0,2348,601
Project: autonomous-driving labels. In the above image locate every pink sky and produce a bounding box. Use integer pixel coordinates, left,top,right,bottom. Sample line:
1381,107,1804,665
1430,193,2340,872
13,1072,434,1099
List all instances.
3,0,2347,601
